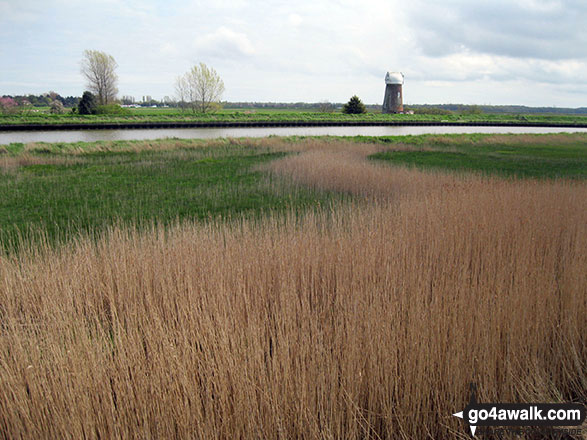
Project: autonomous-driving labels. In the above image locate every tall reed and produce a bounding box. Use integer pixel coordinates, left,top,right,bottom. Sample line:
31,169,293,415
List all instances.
0,144,585,439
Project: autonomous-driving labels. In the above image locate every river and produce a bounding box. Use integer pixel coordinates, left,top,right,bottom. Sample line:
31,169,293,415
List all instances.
1,125,587,145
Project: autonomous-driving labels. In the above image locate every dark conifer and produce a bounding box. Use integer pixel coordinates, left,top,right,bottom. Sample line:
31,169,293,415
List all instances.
342,95,366,114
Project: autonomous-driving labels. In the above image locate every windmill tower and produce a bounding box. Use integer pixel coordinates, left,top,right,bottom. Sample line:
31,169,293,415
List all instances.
382,72,404,113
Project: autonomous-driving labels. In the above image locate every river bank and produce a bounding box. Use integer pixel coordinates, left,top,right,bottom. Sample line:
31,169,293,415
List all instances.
2,109,587,129
3,118,587,132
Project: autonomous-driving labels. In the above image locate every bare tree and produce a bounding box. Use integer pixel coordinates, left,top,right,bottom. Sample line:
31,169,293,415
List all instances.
80,50,119,105
174,75,190,112
175,63,224,113
318,101,335,113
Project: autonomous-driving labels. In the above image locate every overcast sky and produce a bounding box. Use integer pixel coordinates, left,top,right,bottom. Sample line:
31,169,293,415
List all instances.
1,0,586,106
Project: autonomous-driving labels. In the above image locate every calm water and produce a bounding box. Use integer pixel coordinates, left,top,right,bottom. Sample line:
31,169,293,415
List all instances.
1,125,587,145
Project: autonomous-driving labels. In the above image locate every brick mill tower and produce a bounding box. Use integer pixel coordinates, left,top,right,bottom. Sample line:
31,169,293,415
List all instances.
382,71,404,113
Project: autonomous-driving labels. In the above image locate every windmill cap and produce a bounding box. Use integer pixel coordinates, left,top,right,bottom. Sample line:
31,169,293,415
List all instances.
385,72,404,85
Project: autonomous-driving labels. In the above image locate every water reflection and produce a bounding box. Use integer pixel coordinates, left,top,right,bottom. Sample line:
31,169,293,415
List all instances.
1,125,587,145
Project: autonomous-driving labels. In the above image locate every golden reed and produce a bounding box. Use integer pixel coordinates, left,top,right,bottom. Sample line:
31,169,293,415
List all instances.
0,140,585,439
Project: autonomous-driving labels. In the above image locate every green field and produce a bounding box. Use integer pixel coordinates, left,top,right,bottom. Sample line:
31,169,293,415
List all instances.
0,139,342,252
367,132,587,179
1,106,587,126
1,133,585,252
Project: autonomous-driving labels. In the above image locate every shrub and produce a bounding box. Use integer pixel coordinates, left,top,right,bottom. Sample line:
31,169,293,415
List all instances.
342,95,366,114
78,91,97,115
50,100,66,114
95,104,131,115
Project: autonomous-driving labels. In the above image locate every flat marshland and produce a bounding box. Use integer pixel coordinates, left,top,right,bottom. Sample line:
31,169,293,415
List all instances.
0,134,585,438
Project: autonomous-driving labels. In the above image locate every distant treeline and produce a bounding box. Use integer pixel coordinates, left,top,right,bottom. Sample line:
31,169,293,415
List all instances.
225,102,587,115
223,102,343,110
2,93,586,115
1,93,79,108
404,104,587,115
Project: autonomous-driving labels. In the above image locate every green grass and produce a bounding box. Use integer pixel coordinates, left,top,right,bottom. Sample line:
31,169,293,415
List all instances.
367,133,587,179
0,140,341,252
2,107,587,126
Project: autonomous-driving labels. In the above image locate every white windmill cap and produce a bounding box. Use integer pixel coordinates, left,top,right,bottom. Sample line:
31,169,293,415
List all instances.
385,72,404,85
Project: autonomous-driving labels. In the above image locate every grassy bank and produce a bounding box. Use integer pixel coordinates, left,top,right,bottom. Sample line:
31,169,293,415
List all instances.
367,132,587,179
0,136,585,438
2,107,587,126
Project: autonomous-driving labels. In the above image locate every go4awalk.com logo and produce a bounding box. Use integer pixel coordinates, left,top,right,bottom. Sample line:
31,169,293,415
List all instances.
453,384,585,437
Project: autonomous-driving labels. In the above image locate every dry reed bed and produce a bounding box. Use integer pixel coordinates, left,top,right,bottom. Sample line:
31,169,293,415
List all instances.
264,149,457,200
0,154,83,172
0,145,586,439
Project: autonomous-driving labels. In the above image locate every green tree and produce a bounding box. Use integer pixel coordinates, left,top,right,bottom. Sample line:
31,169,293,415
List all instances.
175,63,225,113
342,95,366,114
78,91,97,115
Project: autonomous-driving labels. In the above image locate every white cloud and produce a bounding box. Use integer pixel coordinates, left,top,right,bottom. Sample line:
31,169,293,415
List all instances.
0,1,42,24
159,43,180,58
193,26,256,59
288,13,302,26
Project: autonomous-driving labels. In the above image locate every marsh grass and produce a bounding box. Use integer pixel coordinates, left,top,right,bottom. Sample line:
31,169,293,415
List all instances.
0,137,585,438
367,132,587,179
0,139,344,253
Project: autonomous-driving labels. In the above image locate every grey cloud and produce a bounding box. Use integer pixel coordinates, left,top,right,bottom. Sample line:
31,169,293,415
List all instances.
407,0,587,60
